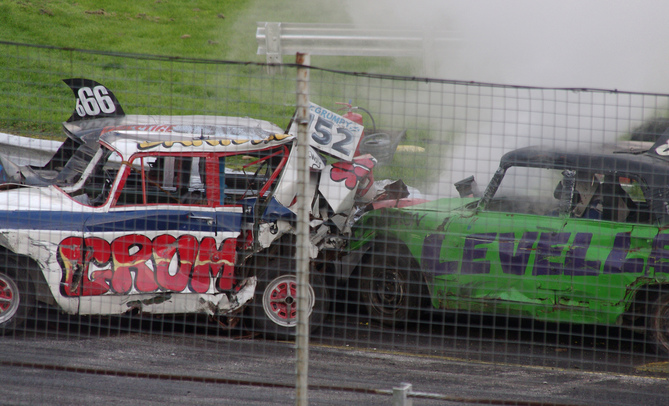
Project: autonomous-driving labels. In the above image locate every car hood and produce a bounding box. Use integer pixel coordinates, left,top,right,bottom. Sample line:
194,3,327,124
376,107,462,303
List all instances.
0,185,87,212
396,197,479,214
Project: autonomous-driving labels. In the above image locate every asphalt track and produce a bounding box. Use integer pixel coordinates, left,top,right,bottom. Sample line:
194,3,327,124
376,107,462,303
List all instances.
0,311,668,405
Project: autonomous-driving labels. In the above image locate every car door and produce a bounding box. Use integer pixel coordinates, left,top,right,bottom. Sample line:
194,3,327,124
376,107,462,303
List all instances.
561,173,657,324
59,151,244,315
446,208,568,316
443,165,571,317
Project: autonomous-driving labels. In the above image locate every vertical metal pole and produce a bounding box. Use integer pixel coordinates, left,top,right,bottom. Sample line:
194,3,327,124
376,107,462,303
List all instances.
265,22,282,74
392,383,413,406
295,52,310,406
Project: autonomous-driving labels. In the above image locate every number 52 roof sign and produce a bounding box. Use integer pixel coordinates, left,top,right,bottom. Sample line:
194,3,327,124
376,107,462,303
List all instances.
288,103,364,161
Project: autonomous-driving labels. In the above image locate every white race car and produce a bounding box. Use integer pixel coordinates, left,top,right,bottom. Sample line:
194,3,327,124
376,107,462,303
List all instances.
0,79,400,339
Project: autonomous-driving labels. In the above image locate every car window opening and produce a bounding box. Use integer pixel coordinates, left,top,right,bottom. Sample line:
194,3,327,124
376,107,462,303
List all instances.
485,166,653,224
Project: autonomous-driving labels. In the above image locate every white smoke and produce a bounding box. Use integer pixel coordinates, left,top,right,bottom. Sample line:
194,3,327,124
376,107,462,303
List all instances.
346,1,669,93
344,0,669,196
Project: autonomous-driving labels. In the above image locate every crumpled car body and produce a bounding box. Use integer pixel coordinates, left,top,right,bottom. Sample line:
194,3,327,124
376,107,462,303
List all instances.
351,133,669,354
0,78,288,187
0,79,404,338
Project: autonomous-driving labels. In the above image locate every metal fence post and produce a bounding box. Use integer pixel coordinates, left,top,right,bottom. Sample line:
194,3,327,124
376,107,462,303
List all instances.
392,383,413,406
264,22,282,74
295,52,311,406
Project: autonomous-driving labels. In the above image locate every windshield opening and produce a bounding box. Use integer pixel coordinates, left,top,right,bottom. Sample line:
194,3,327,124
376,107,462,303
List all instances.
54,142,100,186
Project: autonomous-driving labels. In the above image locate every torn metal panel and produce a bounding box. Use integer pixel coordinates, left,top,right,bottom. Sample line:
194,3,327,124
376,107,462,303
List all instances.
308,146,326,170
0,153,24,184
337,244,371,280
319,171,356,214
257,220,293,249
311,194,321,219
329,214,349,233
309,224,329,246
319,156,376,214
273,146,321,211
259,198,297,223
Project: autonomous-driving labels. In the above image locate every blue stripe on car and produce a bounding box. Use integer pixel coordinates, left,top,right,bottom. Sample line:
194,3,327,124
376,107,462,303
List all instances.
0,210,242,233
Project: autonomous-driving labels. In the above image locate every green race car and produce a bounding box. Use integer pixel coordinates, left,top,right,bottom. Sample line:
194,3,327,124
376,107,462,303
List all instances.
348,135,669,354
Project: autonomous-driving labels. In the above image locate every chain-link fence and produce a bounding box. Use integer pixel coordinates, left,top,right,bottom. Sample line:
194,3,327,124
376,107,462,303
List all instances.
1,41,669,405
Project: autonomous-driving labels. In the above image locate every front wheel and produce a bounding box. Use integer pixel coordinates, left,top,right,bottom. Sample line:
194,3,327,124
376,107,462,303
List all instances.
0,265,35,334
359,247,422,327
649,292,669,355
247,260,328,340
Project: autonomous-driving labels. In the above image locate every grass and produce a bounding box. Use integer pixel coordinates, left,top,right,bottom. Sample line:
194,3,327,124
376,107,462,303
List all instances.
0,0,416,133
0,0,443,187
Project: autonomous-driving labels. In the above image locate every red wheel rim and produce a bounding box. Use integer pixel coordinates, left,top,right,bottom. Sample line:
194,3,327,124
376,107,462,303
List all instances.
262,275,315,328
0,274,19,324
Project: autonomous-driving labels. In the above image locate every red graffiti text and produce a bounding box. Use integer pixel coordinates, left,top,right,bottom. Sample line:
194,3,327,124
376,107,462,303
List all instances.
58,234,236,297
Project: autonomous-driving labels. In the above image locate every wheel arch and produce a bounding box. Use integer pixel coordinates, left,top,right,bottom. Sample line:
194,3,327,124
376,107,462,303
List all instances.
0,246,54,307
619,282,669,332
241,234,330,338
241,233,329,278
347,237,424,284
353,236,431,307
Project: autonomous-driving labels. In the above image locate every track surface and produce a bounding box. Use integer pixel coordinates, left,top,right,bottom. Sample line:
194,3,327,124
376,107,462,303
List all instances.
0,310,667,405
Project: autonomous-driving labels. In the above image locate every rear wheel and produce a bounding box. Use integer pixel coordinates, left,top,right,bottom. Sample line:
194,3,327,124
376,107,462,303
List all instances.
0,265,35,334
359,245,422,327
649,292,669,355
247,259,328,340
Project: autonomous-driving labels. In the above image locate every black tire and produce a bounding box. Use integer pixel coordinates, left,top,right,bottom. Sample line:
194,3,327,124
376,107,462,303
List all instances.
649,292,669,355
0,264,35,334
359,245,422,327
247,259,328,340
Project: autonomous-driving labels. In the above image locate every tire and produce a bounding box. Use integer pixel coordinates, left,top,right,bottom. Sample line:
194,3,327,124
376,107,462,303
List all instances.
359,245,422,327
649,292,669,355
0,265,35,334
247,259,328,340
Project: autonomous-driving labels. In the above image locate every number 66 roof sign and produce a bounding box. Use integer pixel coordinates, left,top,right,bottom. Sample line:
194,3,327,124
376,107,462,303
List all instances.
64,78,125,120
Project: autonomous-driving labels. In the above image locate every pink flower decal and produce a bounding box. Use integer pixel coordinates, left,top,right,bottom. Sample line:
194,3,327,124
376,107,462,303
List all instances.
329,156,375,190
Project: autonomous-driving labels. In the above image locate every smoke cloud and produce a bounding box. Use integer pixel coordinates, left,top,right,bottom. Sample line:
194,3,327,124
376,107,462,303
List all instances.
344,1,669,196
346,1,669,93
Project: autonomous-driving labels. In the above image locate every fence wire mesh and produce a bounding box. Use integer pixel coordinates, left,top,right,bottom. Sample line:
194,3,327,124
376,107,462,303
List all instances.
1,42,669,406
